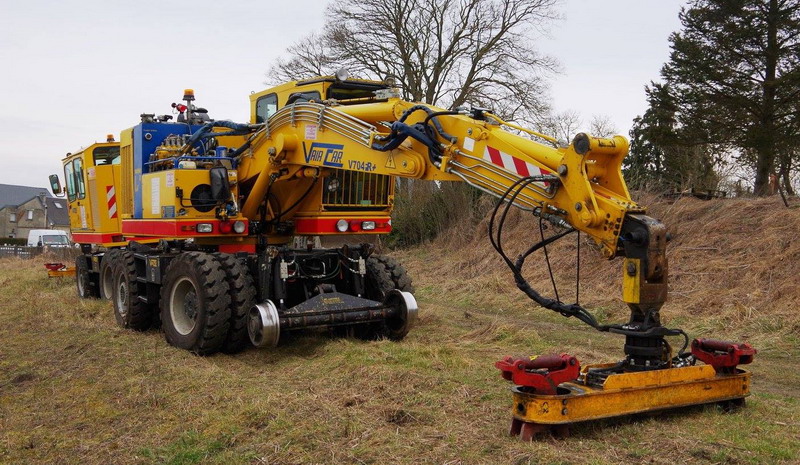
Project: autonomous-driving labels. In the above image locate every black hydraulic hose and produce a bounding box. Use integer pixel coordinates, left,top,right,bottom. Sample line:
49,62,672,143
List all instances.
397,105,458,143
262,174,278,222
398,105,429,122
492,177,540,267
516,227,574,263
488,177,535,269
184,120,259,149
575,231,581,305
423,110,459,126
488,176,603,330
540,217,560,302
229,139,252,158
423,110,460,143
489,178,689,343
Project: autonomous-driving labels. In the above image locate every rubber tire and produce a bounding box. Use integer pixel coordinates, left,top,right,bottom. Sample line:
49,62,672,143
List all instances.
214,253,257,354
112,251,152,331
160,252,231,355
76,255,99,298
365,255,415,299
363,255,415,340
99,249,120,300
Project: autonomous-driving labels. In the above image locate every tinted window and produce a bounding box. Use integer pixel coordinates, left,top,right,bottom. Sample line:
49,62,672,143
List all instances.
65,161,76,201
286,91,321,105
256,94,278,123
327,85,385,101
93,146,120,165
74,158,86,199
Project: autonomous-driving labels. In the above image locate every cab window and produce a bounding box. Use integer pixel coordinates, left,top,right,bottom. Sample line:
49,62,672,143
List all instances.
74,158,86,199
93,146,120,165
286,91,321,105
255,94,278,123
64,161,76,202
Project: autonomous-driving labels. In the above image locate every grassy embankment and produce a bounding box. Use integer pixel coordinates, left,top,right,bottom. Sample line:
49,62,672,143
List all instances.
1,196,798,464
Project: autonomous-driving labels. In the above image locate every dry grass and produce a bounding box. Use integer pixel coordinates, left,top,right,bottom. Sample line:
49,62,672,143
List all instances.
1,196,799,464
396,194,800,350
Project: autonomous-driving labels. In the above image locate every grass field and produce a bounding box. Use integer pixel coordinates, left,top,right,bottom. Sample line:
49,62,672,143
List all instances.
1,226,799,464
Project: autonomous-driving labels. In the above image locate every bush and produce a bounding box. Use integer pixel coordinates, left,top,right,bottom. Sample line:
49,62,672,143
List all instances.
0,238,26,246
387,180,493,247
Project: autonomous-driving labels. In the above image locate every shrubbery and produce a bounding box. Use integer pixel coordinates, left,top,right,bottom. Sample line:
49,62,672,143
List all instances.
387,180,493,247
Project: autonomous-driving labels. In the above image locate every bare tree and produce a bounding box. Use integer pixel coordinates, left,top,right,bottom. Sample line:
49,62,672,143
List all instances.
270,33,340,83
268,0,560,122
539,109,581,146
588,114,618,138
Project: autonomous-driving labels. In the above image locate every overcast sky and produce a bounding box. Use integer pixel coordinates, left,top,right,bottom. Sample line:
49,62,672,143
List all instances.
0,0,687,190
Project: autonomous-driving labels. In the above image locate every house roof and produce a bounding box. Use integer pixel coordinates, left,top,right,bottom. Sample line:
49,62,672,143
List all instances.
45,197,70,226
0,184,52,209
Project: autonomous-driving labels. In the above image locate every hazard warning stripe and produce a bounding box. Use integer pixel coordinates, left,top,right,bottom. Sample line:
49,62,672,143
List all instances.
106,185,118,219
483,146,551,181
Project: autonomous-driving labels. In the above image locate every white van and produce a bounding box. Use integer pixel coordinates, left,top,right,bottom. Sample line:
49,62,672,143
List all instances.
27,229,71,248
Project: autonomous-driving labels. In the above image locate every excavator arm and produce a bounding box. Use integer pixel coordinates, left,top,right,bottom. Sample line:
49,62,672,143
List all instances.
240,98,637,256
235,97,674,370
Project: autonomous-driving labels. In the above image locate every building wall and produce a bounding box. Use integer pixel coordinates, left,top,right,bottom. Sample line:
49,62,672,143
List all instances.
0,206,12,238
12,197,48,240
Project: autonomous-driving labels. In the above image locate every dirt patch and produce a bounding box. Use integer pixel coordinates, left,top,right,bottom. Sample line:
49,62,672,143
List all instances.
9,372,36,385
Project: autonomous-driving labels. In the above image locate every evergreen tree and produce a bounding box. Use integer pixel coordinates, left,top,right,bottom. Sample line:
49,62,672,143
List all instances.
661,0,800,195
627,83,722,191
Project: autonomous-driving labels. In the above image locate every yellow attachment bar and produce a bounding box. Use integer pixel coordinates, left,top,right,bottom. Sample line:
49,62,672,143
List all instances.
511,364,751,425
484,113,559,145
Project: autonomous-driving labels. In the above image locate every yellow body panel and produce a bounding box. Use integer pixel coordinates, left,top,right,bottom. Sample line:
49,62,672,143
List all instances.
119,128,134,219
85,163,122,233
141,169,240,219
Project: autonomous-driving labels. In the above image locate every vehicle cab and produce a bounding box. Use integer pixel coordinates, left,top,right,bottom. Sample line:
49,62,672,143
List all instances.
247,73,397,237
49,136,123,245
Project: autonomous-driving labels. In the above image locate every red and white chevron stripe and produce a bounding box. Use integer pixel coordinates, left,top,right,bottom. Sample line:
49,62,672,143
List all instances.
483,146,551,182
106,185,118,219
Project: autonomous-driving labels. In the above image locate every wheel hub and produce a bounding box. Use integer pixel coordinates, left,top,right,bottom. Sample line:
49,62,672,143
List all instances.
170,277,199,336
183,291,198,321
117,280,128,317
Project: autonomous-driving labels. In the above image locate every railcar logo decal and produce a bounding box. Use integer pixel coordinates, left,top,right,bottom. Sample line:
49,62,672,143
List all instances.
305,142,344,168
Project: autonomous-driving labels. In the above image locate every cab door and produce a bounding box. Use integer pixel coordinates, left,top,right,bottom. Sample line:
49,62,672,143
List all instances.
64,156,93,231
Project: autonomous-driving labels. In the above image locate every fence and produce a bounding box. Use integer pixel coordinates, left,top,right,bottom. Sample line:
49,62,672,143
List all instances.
0,245,79,261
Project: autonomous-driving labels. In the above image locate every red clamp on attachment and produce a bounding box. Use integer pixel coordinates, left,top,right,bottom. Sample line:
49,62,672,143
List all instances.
44,263,67,271
691,338,756,374
495,353,580,394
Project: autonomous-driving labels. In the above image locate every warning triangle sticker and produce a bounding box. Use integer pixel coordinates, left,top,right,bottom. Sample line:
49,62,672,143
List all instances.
385,153,397,169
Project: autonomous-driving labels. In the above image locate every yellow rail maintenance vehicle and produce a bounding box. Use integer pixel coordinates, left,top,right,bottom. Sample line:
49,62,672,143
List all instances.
50,71,756,437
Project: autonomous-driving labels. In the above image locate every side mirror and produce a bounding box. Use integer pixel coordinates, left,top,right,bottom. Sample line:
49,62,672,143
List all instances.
49,174,63,196
209,167,231,202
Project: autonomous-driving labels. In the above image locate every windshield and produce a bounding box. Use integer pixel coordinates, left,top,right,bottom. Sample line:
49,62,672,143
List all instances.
42,235,69,245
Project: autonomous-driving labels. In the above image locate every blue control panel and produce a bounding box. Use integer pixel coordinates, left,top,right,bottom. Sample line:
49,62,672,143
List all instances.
132,122,202,218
